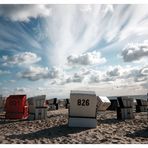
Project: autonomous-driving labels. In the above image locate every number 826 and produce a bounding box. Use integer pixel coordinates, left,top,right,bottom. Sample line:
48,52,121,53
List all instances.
77,99,89,106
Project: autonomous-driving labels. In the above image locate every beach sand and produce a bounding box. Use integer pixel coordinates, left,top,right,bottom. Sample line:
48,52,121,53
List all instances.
0,109,147,144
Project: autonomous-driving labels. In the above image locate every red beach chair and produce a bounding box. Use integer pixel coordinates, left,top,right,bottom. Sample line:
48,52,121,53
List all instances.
5,95,29,119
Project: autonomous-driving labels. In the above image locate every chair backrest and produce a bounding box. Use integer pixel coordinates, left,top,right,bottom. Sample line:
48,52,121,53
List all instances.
117,97,124,108
28,95,46,107
117,96,133,108
69,90,97,118
97,96,111,111
5,95,27,113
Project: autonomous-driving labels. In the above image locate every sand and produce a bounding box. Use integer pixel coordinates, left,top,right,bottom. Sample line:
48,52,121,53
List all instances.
0,109,147,144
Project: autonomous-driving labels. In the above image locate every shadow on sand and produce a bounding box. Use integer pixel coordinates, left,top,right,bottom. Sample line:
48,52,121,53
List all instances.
0,118,28,125
98,118,123,125
126,128,148,138
6,124,89,140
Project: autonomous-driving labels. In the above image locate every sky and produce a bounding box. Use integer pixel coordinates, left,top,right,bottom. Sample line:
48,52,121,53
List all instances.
0,4,148,98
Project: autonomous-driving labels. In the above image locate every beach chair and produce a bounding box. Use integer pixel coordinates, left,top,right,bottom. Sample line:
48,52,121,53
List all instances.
28,95,47,120
46,98,58,110
68,90,97,128
5,95,28,119
58,99,66,109
136,99,148,112
97,96,111,111
117,97,134,120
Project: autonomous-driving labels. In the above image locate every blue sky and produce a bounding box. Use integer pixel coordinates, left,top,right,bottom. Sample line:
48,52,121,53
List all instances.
0,4,148,98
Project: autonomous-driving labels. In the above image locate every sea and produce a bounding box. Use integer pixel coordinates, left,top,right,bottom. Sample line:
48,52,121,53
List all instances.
107,94,148,100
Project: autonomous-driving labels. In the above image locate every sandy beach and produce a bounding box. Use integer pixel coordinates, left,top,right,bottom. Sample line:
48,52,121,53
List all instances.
0,109,147,144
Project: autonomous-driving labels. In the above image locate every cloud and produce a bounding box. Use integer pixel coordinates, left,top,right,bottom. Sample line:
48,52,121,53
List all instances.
106,65,148,83
44,5,148,66
18,66,49,81
130,66,148,82
48,67,64,79
122,42,148,62
0,5,51,22
13,87,29,95
141,81,148,89
141,67,148,75
18,66,64,81
67,51,106,66
109,65,148,83
0,69,10,75
1,52,41,66
106,67,120,77
89,74,100,83
80,5,92,12
65,73,84,83
15,87,27,92
103,5,114,14
37,87,46,91
87,65,148,84
0,5,148,97
45,5,116,66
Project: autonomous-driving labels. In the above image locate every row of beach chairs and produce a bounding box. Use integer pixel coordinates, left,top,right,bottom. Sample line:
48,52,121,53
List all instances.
0,92,148,128
0,95,70,120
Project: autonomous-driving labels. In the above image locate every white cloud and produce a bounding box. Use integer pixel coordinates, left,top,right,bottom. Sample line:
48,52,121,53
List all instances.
89,74,100,83
141,67,148,75
44,5,148,66
110,65,148,83
141,81,148,89
37,87,46,91
0,5,51,22
48,67,64,79
18,66,49,81
80,5,92,12
65,73,84,83
106,67,120,77
67,51,106,66
15,87,27,92
12,87,30,95
87,65,148,84
18,66,64,81
0,5,148,97
122,42,148,62
45,5,116,66
1,52,41,66
104,5,114,14
119,5,148,41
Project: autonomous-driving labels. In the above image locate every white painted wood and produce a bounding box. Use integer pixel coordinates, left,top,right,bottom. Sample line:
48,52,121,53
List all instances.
122,97,134,107
69,90,97,128
70,90,96,95
68,117,97,128
35,107,47,120
69,90,97,118
97,96,111,111
28,95,46,113
121,108,134,119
